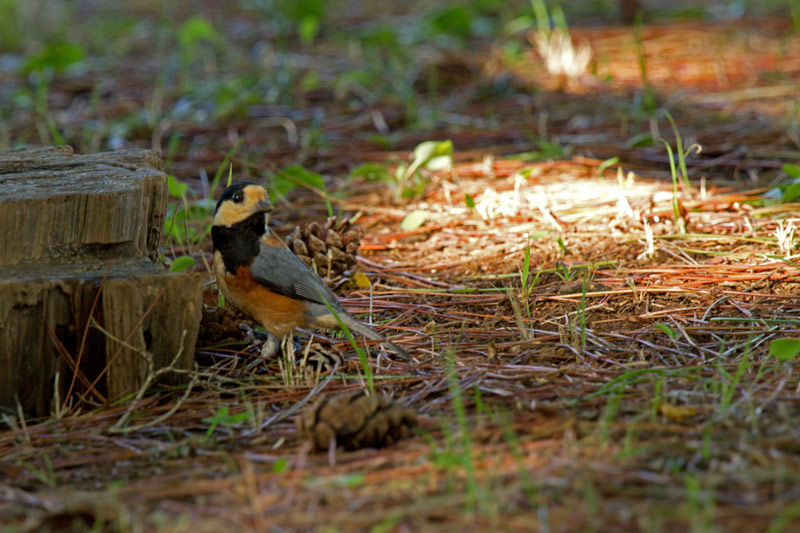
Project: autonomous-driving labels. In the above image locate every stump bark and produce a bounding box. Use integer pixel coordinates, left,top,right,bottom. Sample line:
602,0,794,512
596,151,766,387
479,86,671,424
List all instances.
0,146,202,416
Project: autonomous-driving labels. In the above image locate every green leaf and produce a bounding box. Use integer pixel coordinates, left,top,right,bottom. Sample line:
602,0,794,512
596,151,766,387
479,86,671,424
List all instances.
769,338,800,361
268,176,297,199
507,151,540,161
298,15,320,45
279,0,325,21
783,183,800,203
300,71,321,91
555,236,568,254
333,473,365,488
398,141,453,200
426,155,452,171
280,165,325,190
598,157,620,176
371,514,403,533
411,140,453,172
536,139,566,160
272,458,289,474
783,164,800,178
202,406,247,440
505,16,535,36
427,6,473,39
178,16,218,49
269,165,326,199
464,193,475,209
349,162,392,182
204,407,228,425
654,323,678,340
170,256,195,273
203,406,248,425
506,140,566,162
394,164,407,183
167,175,188,198
401,209,427,230
229,413,249,423
22,41,84,73
626,132,655,148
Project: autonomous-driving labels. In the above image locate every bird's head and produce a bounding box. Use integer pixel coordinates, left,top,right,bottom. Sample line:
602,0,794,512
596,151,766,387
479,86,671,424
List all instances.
213,181,273,227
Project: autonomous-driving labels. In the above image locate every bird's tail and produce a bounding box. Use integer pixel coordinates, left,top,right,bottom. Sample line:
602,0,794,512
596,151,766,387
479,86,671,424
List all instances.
340,315,410,361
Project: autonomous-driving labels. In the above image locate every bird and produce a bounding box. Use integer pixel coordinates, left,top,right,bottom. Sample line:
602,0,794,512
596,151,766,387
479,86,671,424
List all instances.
211,180,410,361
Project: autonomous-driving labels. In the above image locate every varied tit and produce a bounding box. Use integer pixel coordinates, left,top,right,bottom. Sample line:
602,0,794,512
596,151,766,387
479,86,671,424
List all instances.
211,181,410,360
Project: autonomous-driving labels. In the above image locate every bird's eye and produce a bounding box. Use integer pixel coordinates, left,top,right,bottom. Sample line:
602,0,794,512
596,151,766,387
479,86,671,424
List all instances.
232,191,244,203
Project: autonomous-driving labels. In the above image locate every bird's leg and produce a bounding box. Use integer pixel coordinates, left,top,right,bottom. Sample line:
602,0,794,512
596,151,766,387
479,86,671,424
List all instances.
238,321,280,359
260,332,282,359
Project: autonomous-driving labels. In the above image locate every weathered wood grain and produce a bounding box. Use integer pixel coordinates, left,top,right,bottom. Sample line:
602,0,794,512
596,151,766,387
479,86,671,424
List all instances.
0,260,203,415
0,147,202,416
0,146,167,265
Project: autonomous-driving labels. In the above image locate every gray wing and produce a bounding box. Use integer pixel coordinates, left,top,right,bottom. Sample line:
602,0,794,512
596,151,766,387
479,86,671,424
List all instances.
250,240,341,307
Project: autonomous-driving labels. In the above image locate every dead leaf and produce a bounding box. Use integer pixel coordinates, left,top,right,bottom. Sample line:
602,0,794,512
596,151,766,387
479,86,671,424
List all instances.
487,340,496,360
658,402,698,422
352,271,371,288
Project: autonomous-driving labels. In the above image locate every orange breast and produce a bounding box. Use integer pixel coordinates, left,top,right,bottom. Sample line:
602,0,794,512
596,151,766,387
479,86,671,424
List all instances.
221,264,308,338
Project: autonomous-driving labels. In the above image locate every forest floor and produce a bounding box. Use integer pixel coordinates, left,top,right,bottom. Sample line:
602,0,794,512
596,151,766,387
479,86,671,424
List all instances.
2,1,800,531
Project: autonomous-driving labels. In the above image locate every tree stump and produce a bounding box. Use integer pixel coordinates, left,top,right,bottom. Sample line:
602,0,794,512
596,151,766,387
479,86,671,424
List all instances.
0,146,202,416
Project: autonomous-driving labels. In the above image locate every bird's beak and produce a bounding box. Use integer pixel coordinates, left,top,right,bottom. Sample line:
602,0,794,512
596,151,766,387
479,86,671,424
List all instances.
255,200,273,213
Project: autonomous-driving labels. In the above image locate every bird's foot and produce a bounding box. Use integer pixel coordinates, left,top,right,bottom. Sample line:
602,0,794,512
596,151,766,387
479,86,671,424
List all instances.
259,333,282,359
243,332,282,372
239,322,267,345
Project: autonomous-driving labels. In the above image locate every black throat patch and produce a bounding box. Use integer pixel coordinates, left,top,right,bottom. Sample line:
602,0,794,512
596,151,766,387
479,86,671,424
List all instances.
211,212,266,273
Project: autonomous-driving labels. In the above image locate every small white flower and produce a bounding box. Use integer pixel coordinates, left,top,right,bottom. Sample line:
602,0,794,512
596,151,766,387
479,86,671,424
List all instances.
533,29,592,80
637,220,655,260
774,220,796,258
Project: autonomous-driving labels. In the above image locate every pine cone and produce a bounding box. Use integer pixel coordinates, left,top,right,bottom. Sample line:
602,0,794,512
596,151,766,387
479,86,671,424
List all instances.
197,306,254,347
297,391,417,451
301,342,344,373
285,217,363,285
